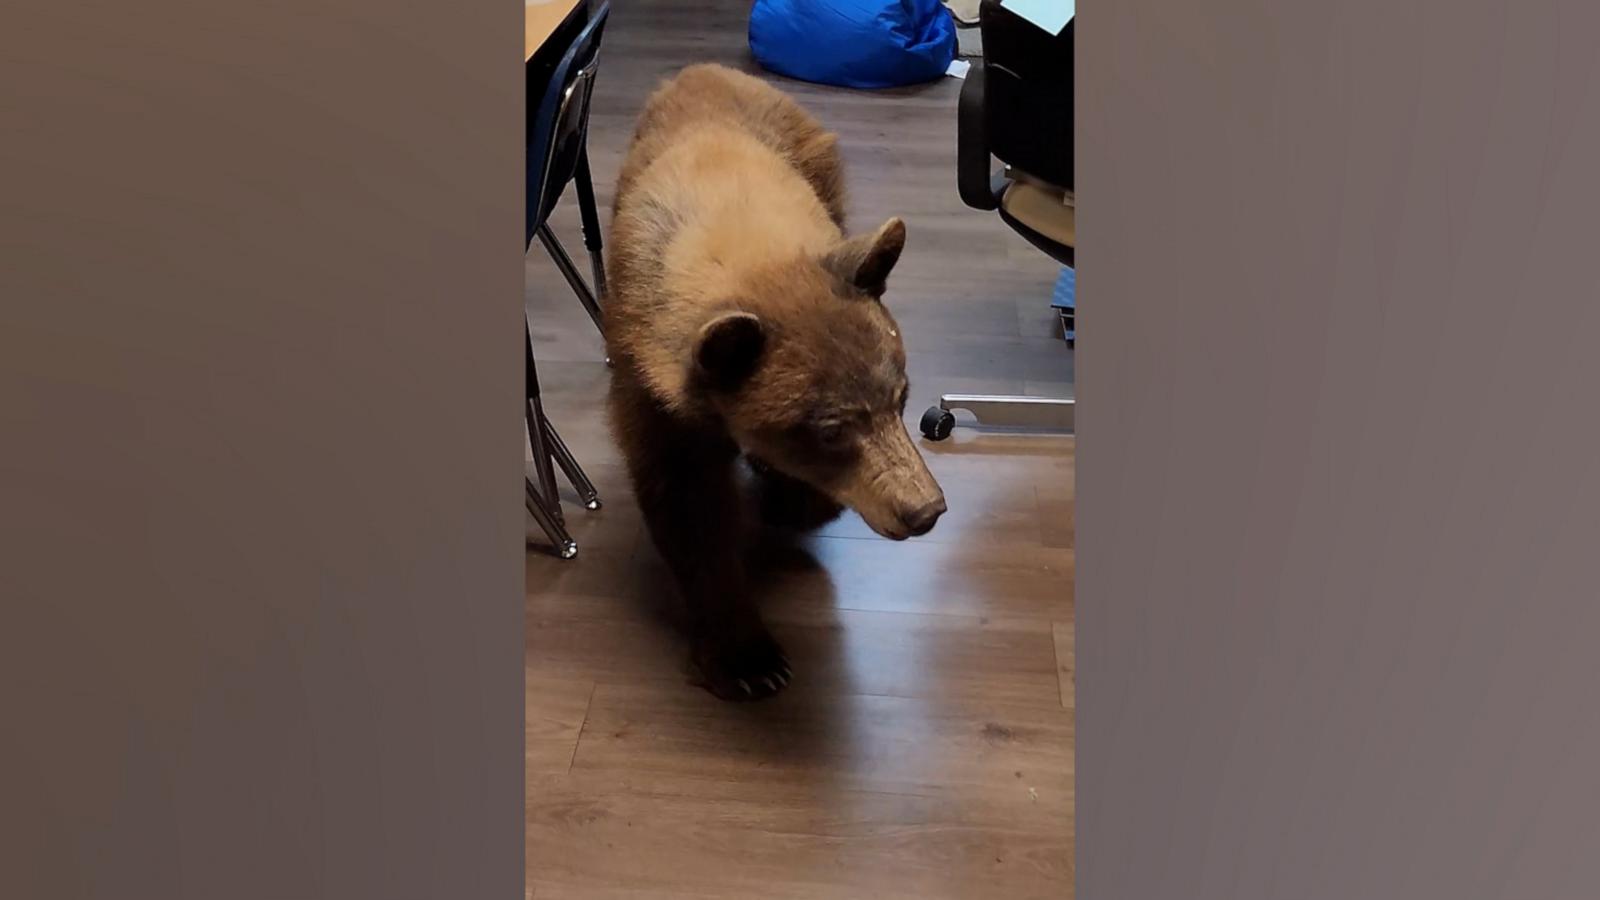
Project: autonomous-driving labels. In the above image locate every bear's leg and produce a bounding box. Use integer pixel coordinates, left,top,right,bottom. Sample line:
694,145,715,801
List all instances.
748,457,845,532
615,397,791,700
638,453,791,700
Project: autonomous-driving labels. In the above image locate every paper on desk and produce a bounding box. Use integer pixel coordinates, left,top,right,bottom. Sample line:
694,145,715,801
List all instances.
1002,0,1073,36
946,59,971,79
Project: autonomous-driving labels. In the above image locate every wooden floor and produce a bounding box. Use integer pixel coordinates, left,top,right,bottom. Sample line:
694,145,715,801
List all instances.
526,3,1074,897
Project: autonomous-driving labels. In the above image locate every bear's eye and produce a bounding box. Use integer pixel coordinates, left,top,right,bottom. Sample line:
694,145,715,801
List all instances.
814,421,847,447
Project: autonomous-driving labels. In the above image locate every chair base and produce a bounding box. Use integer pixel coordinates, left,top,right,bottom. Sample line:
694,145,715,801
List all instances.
920,394,1075,440
536,224,605,334
527,477,579,559
527,319,599,559
526,409,600,558
536,218,609,366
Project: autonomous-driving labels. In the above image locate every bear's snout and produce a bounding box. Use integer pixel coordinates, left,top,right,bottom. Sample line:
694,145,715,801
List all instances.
838,421,947,541
898,497,948,538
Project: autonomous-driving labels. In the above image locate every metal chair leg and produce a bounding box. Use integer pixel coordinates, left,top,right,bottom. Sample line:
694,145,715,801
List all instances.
528,396,566,524
917,264,1075,441
536,224,604,334
527,326,565,525
527,478,578,559
526,317,600,557
919,394,1076,440
573,145,609,304
542,411,601,510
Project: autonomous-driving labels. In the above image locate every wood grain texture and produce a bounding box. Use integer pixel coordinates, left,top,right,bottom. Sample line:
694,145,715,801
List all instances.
527,2,1073,895
1054,619,1075,711
526,672,595,775
526,0,584,61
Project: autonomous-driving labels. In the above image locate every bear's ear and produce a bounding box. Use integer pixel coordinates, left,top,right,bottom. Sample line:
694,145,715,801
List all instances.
822,217,906,299
693,311,766,390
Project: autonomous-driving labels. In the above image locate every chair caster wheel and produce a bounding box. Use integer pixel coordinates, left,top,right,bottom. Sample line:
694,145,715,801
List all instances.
557,540,578,560
920,406,955,441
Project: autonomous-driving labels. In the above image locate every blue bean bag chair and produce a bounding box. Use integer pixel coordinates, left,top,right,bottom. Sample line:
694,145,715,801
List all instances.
749,0,957,90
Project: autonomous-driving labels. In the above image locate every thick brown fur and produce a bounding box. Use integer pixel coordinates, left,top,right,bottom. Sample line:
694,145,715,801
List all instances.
604,64,945,701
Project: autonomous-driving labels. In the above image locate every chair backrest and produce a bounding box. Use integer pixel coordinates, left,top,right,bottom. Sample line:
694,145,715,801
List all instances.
979,0,1072,191
527,2,610,243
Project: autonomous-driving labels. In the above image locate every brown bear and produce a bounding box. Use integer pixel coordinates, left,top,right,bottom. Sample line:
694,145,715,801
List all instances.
604,63,946,701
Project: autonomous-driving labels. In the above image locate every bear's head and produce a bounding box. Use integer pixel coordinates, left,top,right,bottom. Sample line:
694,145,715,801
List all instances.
689,217,947,540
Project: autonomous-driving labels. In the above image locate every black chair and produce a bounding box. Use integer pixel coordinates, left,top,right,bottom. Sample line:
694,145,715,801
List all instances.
527,0,610,332
526,2,610,559
921,1,1076,440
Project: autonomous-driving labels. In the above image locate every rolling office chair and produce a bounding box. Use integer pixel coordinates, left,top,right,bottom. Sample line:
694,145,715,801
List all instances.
526,2,610,558
920,0,1075,440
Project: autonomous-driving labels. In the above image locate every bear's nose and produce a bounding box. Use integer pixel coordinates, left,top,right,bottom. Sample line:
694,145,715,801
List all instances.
900,499,947,537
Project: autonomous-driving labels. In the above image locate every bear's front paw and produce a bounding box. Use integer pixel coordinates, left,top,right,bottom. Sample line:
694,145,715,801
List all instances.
691,627,792,702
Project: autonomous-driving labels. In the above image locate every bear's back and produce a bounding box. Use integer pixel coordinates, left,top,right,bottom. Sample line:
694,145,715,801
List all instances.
604,64,847,409
615,64,845,219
